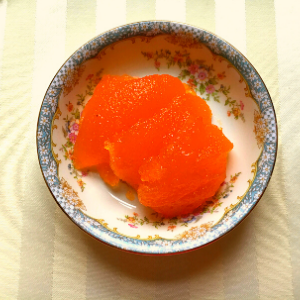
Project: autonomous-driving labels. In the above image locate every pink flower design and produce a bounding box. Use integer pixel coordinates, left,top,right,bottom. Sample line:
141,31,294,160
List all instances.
188,64,199,74
154,60,161,69
69,132,77,143
72,123,79,131
128,224,138,228
205,84,215,94
240,100,244,110
197,69,208,82
81,170,88,177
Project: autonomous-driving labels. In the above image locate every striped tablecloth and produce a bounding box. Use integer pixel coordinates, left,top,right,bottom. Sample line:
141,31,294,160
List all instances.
1,0,299,299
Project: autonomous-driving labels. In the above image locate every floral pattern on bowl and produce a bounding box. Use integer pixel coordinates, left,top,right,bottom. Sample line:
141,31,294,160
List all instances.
142,49,245,121
37,21,277,254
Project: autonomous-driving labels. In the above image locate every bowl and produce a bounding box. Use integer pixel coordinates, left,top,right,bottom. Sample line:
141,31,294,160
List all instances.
37,21,277,255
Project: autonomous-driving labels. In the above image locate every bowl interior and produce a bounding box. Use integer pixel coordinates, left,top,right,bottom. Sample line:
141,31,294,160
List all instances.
38,22,277,254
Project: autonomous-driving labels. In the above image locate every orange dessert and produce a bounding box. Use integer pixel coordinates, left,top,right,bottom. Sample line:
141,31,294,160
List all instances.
73,74,233,217
105,93,212,189
138,118,232,217
74,74,185,170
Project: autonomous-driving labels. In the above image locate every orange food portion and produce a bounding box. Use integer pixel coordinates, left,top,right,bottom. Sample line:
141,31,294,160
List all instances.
105,93,212,189
96,163,119,187
138,117,233,217
126,188,136,201
73,74,186,170
74,74,233,217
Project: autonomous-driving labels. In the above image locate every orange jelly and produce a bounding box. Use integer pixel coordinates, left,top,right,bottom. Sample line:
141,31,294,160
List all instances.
73,74,233,217
73,74,185,169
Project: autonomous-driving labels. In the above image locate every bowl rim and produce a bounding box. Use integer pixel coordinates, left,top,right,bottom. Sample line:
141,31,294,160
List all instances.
36,20,278,255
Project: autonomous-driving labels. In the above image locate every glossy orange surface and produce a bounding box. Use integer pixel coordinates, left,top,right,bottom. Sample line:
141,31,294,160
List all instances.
74,74,233,217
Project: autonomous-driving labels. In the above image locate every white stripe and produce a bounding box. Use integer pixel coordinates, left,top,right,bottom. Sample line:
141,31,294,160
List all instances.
215,0,246,55
0,0,7,84
96,0,126,33
156,0,186,23
275,0,300,295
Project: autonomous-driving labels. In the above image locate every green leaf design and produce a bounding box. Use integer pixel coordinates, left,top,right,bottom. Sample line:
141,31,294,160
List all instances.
153,222,161,229
76,93,85,105
62,126,67,138
199,84,205,95
209,77,218,85
74,109,80,119
86,84,93,95
212,93,220,103
168,217,178,225
65,140,73,148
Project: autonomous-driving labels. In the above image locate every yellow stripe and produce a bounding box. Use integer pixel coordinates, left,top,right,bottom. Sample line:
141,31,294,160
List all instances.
188,242,225,299
120,253,156,300
215,2,259,298
221,216,259,298
153,255,190,300
0,0,35,297
51,1,96,298
246,0,293,298
275,0,300,297
126,0,155,23
186,0,215,33
215,0,246,54
66,0,97,57
96,0,127,33
52,211,88,300
246,0,279,102
0,0,7,79
86,239,121,299
156,0,186,22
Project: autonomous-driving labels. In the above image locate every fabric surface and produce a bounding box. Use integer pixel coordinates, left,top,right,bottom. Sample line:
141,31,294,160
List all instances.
0,0,299,299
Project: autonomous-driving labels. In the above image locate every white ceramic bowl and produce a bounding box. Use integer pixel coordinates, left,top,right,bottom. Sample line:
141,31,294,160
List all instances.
37,21,277,255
